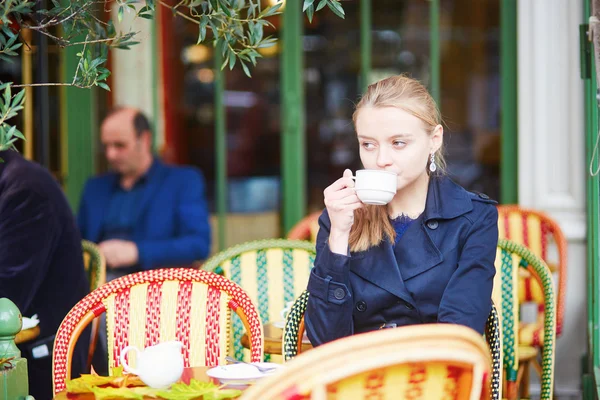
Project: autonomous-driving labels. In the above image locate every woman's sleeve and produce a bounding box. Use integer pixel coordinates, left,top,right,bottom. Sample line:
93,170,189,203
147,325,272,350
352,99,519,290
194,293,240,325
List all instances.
437,204,499,334
305,210,355,346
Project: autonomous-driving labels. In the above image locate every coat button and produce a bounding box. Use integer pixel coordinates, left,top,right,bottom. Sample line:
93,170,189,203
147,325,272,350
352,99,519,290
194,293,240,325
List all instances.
427,220,439,230
356,301,367,312
478,193,490,200
333,288,346,300
404,302,415,310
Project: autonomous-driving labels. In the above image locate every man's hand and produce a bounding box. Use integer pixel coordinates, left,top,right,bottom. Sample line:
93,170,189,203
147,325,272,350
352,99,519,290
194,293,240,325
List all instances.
98,240,139,269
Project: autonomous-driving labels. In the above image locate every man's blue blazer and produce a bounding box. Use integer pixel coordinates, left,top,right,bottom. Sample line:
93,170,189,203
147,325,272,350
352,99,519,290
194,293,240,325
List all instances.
78,159,211,270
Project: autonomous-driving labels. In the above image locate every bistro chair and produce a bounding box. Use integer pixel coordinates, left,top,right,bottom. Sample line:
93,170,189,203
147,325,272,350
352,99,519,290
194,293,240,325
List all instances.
497,205,567,345
52,268,264,394
286,211,321,242
282,290,502,400
243,324,492,400
494,238,556,400
81,239,106,370
202,239,316,362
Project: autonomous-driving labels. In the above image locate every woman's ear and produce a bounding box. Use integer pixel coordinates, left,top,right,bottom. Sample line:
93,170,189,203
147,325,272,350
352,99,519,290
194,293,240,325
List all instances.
431,124,444,153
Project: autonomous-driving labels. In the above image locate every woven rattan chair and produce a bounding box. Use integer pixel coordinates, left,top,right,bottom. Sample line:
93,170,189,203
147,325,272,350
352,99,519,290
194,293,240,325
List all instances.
286,211,321,242
245,324,492,400
282,290,502,400
81,240,106,370
51,268,263,394
497,205,567,344
202,239,315,362
494,238,556,400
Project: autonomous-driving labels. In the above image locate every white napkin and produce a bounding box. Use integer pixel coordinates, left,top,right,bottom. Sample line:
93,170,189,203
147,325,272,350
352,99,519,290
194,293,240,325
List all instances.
22,314,40,330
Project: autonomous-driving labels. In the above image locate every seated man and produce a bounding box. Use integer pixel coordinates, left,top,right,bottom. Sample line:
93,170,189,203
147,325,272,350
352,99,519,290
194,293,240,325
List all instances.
78,107,211,279
0,149,90,400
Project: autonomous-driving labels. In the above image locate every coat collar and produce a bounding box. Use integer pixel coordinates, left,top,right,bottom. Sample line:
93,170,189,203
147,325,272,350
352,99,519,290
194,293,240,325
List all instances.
349,175,473,306
422,175,473,222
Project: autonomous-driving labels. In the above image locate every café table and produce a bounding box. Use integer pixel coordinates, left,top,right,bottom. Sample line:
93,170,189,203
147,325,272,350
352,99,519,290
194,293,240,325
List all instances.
15,326,40,345
53,366,245,399
240,323,312,355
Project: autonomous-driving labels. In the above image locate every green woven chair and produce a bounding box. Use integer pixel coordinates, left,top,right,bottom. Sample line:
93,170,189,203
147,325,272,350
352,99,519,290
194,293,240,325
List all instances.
81,239,106,370
282,290,503,400
202,239,316,362
495,238,556,400
283,294,503,400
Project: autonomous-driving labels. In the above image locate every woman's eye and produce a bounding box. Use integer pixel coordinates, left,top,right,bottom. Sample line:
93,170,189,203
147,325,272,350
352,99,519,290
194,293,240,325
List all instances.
362,142,375,149
393,141,406,147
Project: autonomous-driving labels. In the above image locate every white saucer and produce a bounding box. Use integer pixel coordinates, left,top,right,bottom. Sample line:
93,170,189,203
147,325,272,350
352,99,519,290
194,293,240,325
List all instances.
272,321,285,329
207,363,282,385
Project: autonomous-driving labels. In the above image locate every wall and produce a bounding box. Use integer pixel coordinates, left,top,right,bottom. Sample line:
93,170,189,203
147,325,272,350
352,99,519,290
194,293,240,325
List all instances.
518,0,585,397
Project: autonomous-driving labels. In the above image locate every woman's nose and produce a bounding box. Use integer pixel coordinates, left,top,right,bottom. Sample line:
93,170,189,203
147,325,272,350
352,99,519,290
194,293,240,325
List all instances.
376,148,392,168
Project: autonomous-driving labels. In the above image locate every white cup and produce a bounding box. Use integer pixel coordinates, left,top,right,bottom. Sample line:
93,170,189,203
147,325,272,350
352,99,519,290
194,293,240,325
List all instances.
353,169,397,205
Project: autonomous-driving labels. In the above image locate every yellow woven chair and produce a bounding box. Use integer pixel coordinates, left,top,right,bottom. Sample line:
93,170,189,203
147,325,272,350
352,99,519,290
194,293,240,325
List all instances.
52,268,264,394
497,205,567,346
282,291,502,400
81,240,106,370
242,324,492,400
494,239,556,400
202,239,316,362
286,211,321,242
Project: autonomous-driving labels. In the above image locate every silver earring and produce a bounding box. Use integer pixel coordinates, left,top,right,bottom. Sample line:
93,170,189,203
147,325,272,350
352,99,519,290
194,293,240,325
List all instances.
429,153,437,172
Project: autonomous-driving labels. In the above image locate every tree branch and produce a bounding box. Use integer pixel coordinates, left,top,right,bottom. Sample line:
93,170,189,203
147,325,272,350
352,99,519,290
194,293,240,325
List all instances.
10,82,86,88
158,1,199,25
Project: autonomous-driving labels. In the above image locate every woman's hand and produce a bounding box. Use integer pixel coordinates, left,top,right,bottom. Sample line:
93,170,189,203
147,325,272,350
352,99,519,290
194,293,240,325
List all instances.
324,169,363,254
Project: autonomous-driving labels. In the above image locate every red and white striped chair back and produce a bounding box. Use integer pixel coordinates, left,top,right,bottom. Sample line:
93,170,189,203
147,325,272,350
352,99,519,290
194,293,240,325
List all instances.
52,268,263,394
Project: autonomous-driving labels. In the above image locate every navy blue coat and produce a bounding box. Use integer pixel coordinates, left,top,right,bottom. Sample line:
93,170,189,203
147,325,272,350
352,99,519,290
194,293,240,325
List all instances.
305,176,498,346
0,150,90,400
78,159,211,270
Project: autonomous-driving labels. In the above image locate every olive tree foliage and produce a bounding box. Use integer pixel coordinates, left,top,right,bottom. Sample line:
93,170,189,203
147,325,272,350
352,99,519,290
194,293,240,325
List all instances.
0,0,343,151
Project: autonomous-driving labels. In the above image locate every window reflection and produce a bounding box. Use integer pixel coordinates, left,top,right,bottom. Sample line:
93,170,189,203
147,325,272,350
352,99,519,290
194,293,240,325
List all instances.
165,0,501,215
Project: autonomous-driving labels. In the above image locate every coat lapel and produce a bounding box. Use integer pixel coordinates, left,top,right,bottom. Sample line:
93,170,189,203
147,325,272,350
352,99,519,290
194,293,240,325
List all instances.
350,242,416,306
394,218,444,280
349,176,475,303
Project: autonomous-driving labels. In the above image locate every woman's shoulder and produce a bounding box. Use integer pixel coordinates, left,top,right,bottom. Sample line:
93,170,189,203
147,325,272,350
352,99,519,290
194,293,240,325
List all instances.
436,176,498,221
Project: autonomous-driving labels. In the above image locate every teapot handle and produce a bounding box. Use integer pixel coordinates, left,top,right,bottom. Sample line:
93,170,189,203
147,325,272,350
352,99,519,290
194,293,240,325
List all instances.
120,346,141,376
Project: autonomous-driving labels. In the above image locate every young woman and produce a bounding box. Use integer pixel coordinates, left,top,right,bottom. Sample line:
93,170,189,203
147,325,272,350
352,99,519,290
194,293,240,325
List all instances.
305,75,498,346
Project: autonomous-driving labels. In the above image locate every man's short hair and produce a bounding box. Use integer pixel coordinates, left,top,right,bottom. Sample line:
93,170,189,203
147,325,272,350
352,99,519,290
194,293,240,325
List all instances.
105,107,152,138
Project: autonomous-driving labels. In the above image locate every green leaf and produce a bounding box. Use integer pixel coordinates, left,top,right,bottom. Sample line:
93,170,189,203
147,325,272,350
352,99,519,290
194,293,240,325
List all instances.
98,82,111,91
3,85,11,107
118,6,124,22
228,52,236,69
91,386,144,400
327,0,345,18
198,16,209,43
218,0,232,17
240,60,251,77
316,0,327,11
12,89,25,108
306,4,314,23
303,0,315,12
156,379,241,400
258,3,282,18
11,128,25,141
6,126,16,139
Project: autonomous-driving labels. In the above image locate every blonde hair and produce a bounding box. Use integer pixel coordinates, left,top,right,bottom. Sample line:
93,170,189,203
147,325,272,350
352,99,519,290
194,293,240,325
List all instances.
349,74,445,252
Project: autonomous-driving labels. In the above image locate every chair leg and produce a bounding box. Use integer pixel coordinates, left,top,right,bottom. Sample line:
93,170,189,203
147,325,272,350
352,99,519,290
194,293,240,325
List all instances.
518,361,531,399
87,317,100,372
507,381,518,400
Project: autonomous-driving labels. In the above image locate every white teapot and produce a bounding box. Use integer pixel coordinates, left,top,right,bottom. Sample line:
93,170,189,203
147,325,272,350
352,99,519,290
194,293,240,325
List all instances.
119,341,184,389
